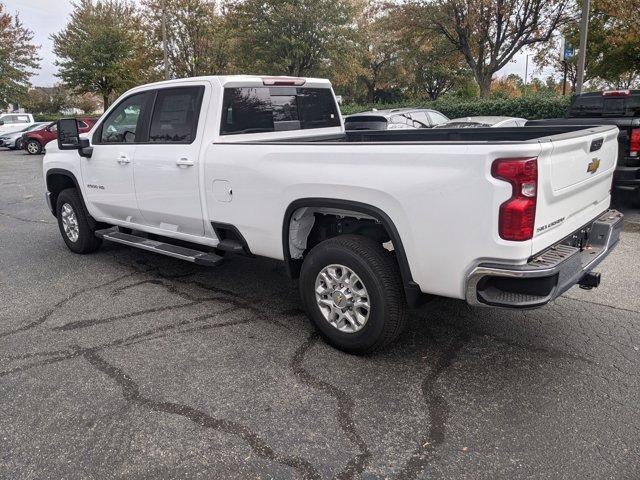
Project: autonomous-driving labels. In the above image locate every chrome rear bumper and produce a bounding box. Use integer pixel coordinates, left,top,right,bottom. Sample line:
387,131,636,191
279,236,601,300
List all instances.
466,210,623,308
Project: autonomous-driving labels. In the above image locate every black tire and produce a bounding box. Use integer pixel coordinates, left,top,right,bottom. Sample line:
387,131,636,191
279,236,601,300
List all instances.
25,139,42,155
56,188,102,254
299,235,407,354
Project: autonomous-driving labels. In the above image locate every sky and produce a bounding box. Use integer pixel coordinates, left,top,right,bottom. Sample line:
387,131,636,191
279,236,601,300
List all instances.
6,0,555,88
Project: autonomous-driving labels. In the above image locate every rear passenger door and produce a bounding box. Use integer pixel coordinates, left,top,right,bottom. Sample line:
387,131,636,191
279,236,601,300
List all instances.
133,85,207,237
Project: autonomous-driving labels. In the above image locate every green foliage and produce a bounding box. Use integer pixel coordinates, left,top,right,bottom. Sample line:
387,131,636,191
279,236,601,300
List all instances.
340,95,572,120
34,114,62,123
51,0,158,109
0,4,40,108
22,86,70,115
142,0,230,78
225,0,358,77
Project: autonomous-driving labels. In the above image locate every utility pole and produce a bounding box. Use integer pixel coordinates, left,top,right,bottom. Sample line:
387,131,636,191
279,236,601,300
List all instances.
524,54,531,86
575,0,590,93
162,0,169,80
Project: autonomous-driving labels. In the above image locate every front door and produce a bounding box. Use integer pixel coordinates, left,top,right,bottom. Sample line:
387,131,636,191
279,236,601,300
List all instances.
81,91,153,223
133,85,207,237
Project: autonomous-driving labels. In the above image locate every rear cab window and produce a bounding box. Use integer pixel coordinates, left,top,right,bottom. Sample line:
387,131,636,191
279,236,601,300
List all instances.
221,86,340,135
569,92,640,117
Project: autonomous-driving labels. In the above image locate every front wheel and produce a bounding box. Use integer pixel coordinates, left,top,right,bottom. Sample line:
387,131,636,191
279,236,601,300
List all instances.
299,235,407,354
25,139,42,155
56,189,102,254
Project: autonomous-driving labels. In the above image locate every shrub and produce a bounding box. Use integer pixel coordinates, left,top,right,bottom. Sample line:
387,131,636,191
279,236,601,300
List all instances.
341,95,572,120
34,115,63,123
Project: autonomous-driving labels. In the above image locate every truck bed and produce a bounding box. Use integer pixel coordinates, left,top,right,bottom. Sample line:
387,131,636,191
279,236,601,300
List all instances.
230,125,614,145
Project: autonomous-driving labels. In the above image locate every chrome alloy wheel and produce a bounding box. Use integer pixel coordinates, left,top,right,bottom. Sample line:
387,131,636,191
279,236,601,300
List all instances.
315,264,371,333
61,203,80,242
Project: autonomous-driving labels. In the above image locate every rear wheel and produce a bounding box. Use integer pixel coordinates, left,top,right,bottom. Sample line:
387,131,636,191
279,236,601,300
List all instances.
299,235,407,354
25,139,42,155
56,189,102,254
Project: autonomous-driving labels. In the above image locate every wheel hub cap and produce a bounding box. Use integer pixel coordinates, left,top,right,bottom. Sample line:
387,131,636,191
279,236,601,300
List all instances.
61,203,79,242
315,264,371,334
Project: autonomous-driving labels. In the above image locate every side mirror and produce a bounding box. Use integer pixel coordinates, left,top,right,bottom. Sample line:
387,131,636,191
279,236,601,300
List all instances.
57,119,81,150
0,120,5,126
57,118,92,158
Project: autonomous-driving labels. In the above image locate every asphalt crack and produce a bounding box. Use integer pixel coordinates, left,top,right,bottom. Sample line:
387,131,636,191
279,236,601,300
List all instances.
80,347,321,480
0,273,135,339
0,210,55,225
291,333,372,480
394,332,469,480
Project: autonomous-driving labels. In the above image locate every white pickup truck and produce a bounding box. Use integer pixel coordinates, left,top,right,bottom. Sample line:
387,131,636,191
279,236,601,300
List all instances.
43,75,623,353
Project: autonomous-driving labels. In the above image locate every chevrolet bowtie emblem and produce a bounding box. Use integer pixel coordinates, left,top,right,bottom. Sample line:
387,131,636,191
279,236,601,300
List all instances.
587,158,601,174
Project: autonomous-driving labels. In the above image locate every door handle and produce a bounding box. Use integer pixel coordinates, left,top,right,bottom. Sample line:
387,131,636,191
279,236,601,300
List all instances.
176,158,195,167
117,155,131,165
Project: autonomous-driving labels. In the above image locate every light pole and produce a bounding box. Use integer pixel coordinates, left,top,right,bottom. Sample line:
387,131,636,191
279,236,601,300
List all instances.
524,54,532,86
162,0,169,80
575,0,590,93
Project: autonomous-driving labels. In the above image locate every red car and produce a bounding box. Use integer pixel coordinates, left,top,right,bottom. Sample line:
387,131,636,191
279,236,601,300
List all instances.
23,117,98,155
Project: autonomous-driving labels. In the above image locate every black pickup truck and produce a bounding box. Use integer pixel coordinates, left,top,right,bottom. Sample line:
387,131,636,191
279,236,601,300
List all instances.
528,90,640,204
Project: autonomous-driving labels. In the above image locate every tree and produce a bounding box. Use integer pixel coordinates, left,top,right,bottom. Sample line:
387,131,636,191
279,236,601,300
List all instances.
0,4,40,108
420,0,571,96
22,85,71,115
352,2,402,103
70,92,102,114
226,0,359,77
142,0,231,78
52,0,157,110
535,0,640,91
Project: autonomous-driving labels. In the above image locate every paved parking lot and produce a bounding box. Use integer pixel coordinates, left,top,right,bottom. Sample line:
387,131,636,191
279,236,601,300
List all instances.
1,148,640,479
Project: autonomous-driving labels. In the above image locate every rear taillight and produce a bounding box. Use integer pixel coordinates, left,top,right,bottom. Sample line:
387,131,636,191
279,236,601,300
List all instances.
491,157,538,241
630,129,640,157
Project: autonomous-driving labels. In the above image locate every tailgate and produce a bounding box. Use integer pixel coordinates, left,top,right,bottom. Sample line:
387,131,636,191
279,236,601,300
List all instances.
532,126,619,254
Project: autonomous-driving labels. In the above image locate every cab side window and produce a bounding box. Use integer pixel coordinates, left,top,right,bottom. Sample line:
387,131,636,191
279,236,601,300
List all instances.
99,92,151,144
149,87,204,144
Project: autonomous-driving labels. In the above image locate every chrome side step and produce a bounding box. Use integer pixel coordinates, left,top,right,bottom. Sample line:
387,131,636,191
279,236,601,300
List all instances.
95,228,224,267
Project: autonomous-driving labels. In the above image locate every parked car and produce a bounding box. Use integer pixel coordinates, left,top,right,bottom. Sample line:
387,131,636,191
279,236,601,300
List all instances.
0,122,48,149
44,75,622,354
435,116,527,128
527,90,640,204
345,108,449,130
23,118,97,155
0,113,35,135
